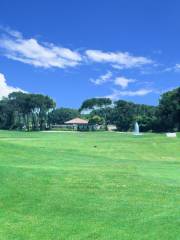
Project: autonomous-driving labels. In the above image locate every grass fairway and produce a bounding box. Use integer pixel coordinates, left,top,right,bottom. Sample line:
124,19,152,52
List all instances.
0,131,180,240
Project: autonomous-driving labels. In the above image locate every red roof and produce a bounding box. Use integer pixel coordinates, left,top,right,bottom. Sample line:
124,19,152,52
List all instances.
65,118,88,124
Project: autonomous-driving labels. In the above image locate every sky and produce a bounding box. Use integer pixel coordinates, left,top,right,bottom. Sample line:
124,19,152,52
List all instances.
0,0,180,108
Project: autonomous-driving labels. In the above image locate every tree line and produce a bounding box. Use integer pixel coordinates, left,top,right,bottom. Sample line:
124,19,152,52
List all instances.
0,92,55,130
0,87,179,132
80,87,179,132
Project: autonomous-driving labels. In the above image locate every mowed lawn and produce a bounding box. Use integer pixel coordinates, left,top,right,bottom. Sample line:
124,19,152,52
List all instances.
0,131,180,240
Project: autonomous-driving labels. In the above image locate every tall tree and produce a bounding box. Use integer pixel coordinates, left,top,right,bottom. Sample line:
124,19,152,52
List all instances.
0,98,16,129
4,92,56,131
79,98,112,126
113,100,135,131
157,87,180,131
49,108,79,125
79,98,112,112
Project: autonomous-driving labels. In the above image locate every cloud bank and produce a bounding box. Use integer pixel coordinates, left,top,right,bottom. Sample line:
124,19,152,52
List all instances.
0,28,82,69
0,27,163,102
86,50,153,69
106,89,153,100
0,27,154,71
0,73,25,99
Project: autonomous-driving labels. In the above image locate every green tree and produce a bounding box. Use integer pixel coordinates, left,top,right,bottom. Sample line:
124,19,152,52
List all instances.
90,107,116,125
113,100,135,131
0,98,16,129
5,92,55,131
133,104,157,132
157,87,180,131
88,115,104,125
79,98,112,126
49,108,79,125
79,98,112,112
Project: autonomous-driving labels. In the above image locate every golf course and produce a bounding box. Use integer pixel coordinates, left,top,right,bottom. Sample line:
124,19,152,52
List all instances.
0,130,179,239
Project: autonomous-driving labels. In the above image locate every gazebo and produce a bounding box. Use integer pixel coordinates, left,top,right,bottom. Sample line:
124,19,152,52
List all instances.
64,118,89,130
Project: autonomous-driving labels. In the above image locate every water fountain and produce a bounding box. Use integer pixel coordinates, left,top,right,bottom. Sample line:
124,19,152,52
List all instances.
133,122,142,135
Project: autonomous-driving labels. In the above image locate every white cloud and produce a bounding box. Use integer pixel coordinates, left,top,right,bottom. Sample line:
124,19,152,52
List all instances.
0,26,23,38
0,28,82,69
106,88,153,100
90,72,136,89
114,77,135,89
90,71,112,85
0,27,155,72
86,50,153,69
174,64,180,71
164,64,180,73
0,73,25,99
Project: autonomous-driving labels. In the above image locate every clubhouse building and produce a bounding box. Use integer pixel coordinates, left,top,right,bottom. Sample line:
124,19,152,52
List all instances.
64,117,89,131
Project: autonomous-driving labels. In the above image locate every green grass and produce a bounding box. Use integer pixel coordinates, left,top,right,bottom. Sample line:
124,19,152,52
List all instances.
0,130,180,240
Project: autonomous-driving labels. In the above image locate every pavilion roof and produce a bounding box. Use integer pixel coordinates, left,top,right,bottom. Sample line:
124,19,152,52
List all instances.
64,118,88,124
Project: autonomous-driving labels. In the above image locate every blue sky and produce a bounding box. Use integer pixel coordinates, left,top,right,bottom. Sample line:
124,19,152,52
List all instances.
0,0,179,108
